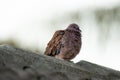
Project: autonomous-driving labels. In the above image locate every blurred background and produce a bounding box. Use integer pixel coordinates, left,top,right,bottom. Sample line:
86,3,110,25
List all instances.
0,0,120,70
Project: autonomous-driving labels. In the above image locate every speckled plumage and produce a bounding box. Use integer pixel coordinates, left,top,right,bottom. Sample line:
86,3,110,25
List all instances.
44,23,82,61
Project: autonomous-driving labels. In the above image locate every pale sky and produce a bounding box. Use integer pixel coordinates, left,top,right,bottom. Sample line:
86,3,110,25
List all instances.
0,0,120,70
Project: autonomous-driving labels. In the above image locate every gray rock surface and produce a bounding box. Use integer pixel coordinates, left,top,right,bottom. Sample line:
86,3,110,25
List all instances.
0,44,120,80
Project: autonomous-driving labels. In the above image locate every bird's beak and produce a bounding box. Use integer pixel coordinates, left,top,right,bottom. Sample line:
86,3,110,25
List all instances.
79,29,81,32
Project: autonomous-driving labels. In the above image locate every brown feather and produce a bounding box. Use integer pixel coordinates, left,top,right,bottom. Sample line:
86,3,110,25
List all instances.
44,23,82,61
44,30,65,56
57,29,82,60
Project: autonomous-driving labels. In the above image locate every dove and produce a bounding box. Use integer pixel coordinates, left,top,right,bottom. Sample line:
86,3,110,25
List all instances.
44,23,82,61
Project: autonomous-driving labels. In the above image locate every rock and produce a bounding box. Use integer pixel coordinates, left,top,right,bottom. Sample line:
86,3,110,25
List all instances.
0,44,120,80
77,60,120,80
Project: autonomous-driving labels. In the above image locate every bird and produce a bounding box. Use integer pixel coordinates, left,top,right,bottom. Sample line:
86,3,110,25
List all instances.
44,23,82,61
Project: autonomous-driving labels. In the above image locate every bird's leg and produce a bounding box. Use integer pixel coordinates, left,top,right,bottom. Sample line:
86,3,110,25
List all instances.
55,55,64,60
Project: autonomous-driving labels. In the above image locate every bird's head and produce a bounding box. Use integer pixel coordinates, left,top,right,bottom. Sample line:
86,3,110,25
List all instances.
67,23,81,32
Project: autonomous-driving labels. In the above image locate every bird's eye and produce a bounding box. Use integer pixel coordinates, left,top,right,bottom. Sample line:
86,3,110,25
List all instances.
73,26,79,30
73,26,76,29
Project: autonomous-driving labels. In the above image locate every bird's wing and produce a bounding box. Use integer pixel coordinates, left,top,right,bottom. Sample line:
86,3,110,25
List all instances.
44,30,65,56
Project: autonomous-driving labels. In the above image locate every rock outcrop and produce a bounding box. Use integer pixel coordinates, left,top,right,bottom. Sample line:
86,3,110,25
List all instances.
0,45,120,80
